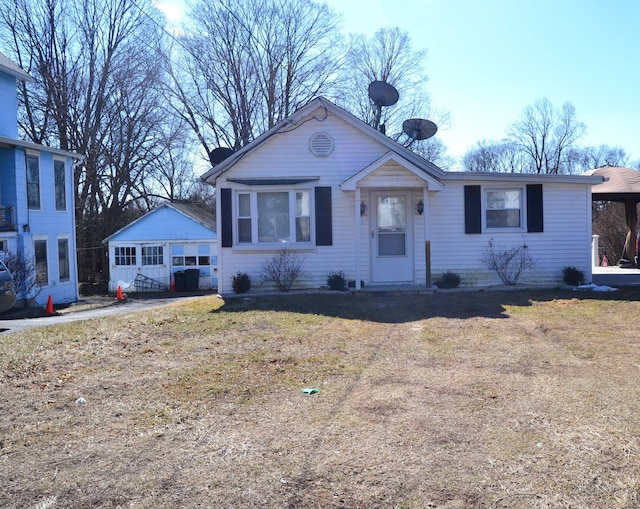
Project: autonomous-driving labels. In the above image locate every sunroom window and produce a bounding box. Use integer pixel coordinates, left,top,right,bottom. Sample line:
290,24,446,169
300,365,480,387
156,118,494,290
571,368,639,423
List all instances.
485,189,522,228
236,190,311,244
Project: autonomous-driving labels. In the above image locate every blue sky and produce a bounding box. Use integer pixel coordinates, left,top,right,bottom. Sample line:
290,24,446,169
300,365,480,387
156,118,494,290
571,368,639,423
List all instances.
158,0,639,165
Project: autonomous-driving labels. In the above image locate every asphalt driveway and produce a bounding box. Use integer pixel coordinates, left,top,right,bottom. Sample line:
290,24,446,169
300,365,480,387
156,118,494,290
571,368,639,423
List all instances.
0,292,215,334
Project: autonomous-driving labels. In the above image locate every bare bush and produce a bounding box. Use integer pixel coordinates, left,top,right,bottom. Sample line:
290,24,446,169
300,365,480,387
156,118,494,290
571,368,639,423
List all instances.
482,238,536,285
261,248,303,292
2,249,40,306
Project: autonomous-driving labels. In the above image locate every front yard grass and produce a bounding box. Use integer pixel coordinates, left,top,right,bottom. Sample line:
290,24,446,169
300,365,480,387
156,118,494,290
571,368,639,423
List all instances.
1,288,640,508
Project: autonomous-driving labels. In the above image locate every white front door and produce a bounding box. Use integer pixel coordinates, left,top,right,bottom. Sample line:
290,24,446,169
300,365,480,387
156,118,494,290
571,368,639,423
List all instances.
370,192,414,283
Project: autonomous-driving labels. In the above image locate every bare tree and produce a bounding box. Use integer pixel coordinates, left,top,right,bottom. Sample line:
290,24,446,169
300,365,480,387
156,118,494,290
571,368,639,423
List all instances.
564,145,629,174
462,140,529,173
166,0,342,162
336,27,451,168
508,98,585,174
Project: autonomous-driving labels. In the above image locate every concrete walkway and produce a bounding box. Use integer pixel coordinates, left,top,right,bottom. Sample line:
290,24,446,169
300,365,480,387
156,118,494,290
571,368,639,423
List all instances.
592,265,640,286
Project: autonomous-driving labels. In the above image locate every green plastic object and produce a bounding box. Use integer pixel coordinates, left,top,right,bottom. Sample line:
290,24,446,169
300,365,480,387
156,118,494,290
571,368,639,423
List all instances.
301,387,319,394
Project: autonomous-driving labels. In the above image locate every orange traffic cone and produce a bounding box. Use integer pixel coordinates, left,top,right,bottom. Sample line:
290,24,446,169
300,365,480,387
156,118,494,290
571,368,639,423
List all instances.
116,285,124,301
45,295,54,315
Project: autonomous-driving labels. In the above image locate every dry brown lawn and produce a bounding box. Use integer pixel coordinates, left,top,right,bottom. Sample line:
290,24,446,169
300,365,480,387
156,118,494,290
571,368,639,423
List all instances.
1,288,640,508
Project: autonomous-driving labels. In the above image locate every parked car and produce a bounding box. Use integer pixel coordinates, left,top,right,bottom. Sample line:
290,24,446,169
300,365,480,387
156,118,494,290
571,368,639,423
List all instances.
0,260,16,313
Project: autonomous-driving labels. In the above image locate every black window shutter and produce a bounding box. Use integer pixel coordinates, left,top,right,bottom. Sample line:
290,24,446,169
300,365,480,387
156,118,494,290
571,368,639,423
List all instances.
220,188,233,247
526,184,544,232
464,185,482,234
315,187,332,246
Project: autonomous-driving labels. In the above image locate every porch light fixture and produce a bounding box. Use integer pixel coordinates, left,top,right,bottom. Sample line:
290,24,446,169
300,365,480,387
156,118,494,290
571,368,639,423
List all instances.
416,199,424,215
360,201,367,216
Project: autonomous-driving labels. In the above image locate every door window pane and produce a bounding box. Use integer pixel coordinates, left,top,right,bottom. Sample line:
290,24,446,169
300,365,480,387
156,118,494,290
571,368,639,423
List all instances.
377,196,406,256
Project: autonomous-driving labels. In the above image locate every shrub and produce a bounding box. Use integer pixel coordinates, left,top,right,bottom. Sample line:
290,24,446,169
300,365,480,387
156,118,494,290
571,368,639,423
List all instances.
482,238,536,285
327,271,347,291
435,271,461,289
2,249,40,306
231,272,251,294
261,248,303,292
562,266,585,286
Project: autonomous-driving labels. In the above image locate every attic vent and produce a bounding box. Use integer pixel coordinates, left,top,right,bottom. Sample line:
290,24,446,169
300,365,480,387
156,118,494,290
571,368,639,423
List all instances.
309,132,334,157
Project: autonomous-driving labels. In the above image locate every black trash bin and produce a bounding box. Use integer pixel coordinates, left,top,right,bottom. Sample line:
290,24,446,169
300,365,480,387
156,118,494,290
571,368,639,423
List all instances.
185,269,200,291
174,271,186,292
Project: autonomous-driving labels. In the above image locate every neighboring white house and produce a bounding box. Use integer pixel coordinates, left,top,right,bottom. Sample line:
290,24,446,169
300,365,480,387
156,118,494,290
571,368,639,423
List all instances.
0,50,82,306
202,97,603,294
103,202,218,292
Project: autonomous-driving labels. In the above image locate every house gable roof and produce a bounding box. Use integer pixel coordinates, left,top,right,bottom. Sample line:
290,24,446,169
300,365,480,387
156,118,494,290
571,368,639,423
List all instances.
340,151,445,191
103,202,216,244
0,51,34,82
200,96,445,184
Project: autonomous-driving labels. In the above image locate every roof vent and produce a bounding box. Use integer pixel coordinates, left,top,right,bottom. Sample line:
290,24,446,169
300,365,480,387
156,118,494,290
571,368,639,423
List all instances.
309,132,334,157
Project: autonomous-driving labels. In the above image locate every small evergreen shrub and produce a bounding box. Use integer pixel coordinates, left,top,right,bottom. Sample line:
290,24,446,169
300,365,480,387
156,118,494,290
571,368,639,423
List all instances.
327,271,347,291
562,266,585,286
435,271,461,289
231,272,251,294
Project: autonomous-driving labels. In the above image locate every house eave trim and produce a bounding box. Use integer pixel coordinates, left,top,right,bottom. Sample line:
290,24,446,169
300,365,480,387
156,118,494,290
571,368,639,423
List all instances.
227,177,319,186
0,136,84,161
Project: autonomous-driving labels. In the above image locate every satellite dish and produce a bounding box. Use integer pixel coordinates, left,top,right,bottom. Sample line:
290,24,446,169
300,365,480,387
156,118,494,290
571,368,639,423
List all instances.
209,147,235,165
368,81,399,107
368,81,399,134
402,118,438,140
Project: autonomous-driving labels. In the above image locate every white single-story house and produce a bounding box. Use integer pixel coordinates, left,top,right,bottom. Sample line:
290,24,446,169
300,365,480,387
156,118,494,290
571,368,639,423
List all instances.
202,97,603,294
103,202,217,292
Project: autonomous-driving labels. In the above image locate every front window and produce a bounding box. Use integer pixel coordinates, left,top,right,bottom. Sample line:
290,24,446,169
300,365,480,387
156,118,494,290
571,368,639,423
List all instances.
485,189,522,228
34,239,48,284
54,159,66,211
58,238,70,282
237,189,311,244
141,245,163,265
114,246,136,265
258,192,289,242
26,154,40,209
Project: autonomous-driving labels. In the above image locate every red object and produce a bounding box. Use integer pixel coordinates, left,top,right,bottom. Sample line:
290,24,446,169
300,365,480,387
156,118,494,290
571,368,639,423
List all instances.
116,285,124,300
170,280,175,292
45,295,54,315
602,255,608,267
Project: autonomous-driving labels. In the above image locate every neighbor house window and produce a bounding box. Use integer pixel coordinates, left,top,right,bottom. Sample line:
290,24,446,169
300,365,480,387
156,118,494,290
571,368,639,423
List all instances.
114,246,136,265
141,245,163,265
485,189,522,228
54,159,66,211
237,189,311,244
58,238,70,282
26,154,40,209
34,239,48,284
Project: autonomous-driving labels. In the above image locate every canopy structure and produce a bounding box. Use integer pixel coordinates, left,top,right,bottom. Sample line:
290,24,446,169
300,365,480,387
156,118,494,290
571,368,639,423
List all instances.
584,166,640,266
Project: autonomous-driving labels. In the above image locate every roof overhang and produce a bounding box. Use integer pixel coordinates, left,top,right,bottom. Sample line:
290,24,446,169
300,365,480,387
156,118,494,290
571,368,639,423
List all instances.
0,136,84,161
441,171,604,185
0,52,34,82
340,151,444,191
